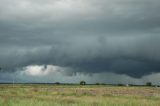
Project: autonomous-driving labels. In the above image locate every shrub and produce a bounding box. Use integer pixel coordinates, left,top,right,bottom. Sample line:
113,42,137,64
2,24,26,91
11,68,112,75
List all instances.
55,82,60,85
96,83,100,85
117,83,125,86
146,82,152,86
80,81,86,85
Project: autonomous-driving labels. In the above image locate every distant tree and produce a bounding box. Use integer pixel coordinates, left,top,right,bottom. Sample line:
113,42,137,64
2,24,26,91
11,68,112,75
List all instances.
96,83,100,85
117,83,124,86
96,83,106,85
55,82,60,85
101,83,106,85
146,82,152,86
80,81,86,85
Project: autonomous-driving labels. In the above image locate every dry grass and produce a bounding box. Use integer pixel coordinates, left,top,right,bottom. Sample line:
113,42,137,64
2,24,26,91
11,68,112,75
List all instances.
0,84,160,106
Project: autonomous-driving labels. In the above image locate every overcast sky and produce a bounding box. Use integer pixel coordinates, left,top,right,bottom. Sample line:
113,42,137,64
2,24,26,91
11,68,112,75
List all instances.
0,0,160,84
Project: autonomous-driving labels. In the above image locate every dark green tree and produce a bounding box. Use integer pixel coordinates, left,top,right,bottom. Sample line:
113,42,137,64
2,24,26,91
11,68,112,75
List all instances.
55,82,60,85
146,82,152,86
80,81,86,85
96,83,100,85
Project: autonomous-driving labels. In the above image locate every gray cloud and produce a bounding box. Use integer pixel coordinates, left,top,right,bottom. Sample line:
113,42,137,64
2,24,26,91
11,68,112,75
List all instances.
0,0,160,81
1,67,160,85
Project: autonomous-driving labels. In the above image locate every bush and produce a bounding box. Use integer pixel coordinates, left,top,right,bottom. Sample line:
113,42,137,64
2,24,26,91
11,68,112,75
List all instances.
101,83,106,85
96,83,100,85
55,82,60,85
80,81,86,85
146,82,152,86
117,84,125,86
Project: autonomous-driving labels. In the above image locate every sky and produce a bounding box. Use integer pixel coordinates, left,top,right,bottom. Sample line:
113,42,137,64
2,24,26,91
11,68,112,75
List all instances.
0,0,160,84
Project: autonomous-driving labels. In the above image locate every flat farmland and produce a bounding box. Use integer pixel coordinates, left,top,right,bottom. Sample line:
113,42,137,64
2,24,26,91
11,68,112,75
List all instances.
0,84,160,106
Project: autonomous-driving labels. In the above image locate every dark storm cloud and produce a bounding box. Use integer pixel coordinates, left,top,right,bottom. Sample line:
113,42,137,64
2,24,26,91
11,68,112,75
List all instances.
0,0,160,78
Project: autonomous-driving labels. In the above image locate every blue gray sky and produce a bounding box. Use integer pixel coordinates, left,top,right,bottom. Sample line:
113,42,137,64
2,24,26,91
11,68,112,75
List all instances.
0,0,160,84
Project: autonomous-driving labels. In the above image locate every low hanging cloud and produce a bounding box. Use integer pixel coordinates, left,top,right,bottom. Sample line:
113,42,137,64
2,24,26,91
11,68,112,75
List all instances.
0,0,160,82
1,65,160,85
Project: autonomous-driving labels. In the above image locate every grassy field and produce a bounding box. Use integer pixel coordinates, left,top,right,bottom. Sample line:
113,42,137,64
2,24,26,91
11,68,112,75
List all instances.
0,84,160,106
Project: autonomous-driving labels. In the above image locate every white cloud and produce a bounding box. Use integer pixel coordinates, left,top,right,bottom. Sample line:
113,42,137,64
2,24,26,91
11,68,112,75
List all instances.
21,65,64,76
